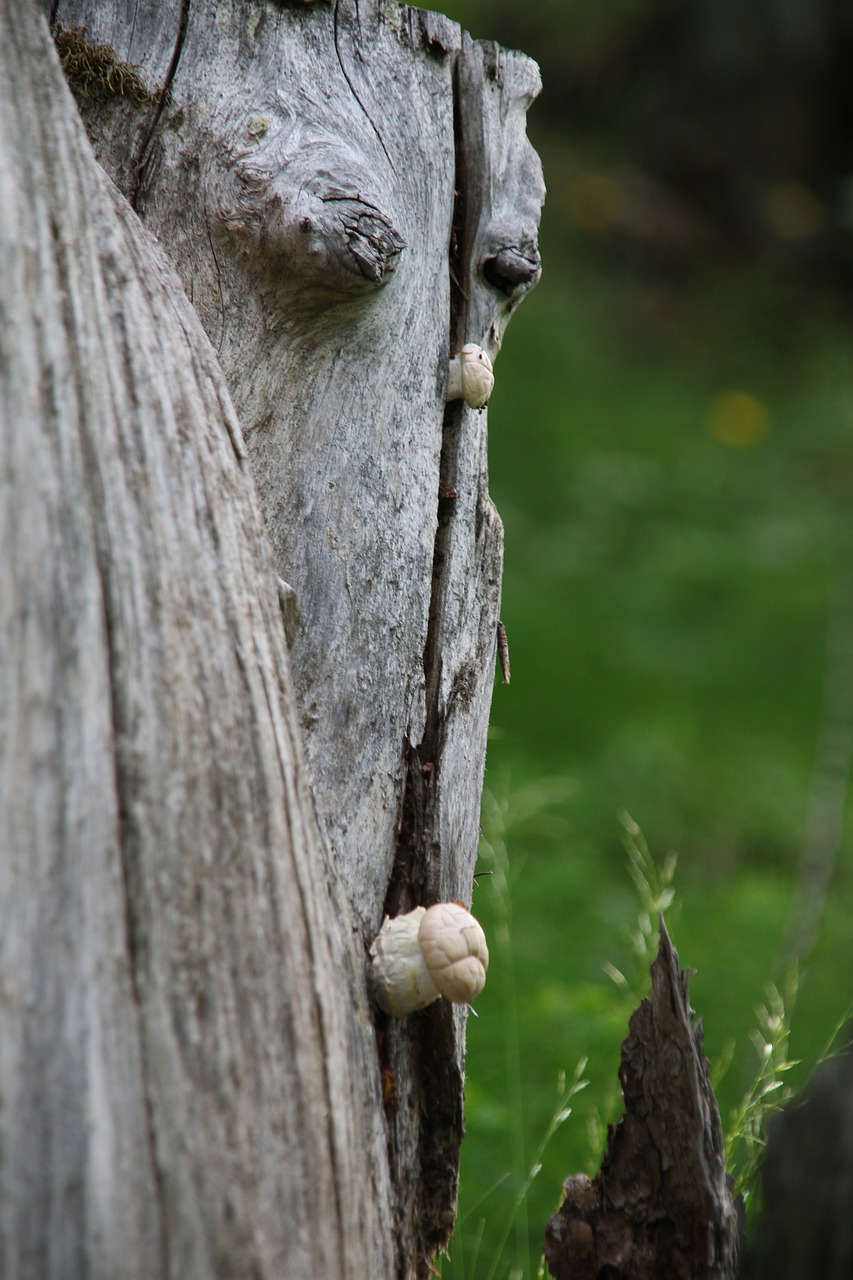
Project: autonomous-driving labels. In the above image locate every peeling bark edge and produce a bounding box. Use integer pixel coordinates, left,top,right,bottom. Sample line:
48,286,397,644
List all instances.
544,921,743,1280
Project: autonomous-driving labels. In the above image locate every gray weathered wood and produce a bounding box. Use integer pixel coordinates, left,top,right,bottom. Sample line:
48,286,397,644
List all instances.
10,0,544,1274
50,0,455,928
1,6,393,1278
378,34,545,1252
49,0,543,932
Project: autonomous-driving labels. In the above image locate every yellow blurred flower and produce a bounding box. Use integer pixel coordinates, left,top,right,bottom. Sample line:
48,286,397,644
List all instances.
706,392,772,448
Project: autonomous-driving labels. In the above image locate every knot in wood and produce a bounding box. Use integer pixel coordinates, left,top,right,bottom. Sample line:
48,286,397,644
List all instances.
482,243,541,295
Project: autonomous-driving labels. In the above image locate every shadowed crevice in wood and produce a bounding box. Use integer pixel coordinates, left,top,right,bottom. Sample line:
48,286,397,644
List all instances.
378,33,545,1277
375,998,463,1279
378,741,462,1276
49,9,187,206
383,743,432,923
415,58,479,785
413,45,474,784
544,921,743,1280
131,0,190,208
375,45,483,1274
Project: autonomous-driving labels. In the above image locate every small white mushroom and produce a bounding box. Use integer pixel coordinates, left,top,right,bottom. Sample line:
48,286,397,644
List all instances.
446,344,494,410
369,902,489,1016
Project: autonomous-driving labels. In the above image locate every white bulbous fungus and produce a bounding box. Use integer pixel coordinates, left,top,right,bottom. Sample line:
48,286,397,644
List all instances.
369,901,489,1016
446,344,494,410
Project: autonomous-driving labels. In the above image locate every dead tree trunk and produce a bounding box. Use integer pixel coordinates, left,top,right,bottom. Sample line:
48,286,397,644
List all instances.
0,1,543,1277
544,922,743,1280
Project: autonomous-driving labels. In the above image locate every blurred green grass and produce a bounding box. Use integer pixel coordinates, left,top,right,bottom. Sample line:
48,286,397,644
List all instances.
439,196,853,1280
431,10,853,1279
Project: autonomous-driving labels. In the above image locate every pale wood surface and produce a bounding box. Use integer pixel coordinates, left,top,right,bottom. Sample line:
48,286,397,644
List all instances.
6,1,543,1274
1,7,392,1277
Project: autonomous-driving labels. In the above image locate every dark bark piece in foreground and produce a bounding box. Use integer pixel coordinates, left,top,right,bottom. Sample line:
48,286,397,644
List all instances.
744,1048,853,1280
544,921,742,1280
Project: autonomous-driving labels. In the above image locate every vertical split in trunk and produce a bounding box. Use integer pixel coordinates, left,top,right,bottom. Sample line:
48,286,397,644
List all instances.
379,36,544,1277
376,55,481,1276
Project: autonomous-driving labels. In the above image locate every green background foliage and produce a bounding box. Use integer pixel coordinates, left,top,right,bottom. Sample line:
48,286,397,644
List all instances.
433,2,853,1276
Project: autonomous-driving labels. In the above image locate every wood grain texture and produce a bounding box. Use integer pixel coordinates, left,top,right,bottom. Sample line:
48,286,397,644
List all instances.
1,4,393,1277
48,0,544,939
45,0,183,75
377,39,545,1260
31,2,544,1273
46,0,184,200
544,922,742,1280
52,0,459,932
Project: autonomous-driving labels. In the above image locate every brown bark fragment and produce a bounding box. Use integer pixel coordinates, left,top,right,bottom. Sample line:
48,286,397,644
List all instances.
544,921,742,1280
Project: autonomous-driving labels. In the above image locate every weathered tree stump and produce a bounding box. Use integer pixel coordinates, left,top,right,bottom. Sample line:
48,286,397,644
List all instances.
544,921,743,1280
1,1,543,1277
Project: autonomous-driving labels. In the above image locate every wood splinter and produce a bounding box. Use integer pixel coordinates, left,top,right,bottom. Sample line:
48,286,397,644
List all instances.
497,619,511,684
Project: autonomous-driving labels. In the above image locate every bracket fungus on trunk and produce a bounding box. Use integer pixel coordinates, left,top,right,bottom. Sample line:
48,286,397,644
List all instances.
370,903,489,1017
